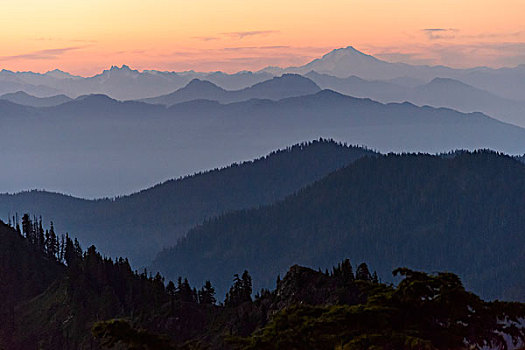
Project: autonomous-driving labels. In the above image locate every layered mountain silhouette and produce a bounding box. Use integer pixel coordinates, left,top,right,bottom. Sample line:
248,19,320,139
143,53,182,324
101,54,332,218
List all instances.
2,90,525,197
151,151,525,301
140,74,320,105
1,46,524,101
0,221,64,310
272,46,397,79
0,140,374,266
0,66,273,100
270,46,525,101
307,72,525,127
306,71,409,101
0,91,72,107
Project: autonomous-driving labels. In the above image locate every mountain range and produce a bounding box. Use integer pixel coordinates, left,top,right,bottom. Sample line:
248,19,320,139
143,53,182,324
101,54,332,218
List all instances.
273,46,525,101
306,72,525,127
3,218,518,350
2,86,525,197
1,46,524,102
0,65,273,100
139,74,320,105
0,140,374,266
151,151,525,301
0,91,72,107
4,71,524,128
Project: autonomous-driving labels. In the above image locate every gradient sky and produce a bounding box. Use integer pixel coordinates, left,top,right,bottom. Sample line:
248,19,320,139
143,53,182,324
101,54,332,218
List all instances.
1,0,524,75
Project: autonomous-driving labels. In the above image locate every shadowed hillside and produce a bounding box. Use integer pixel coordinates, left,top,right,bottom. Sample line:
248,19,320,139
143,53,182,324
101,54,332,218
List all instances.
152,151,525,301
0,140,375,266
3,89,525,198
2,220,524,350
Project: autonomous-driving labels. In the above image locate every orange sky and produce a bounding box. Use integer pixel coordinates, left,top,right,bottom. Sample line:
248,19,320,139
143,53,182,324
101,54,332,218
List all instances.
1,0,524,75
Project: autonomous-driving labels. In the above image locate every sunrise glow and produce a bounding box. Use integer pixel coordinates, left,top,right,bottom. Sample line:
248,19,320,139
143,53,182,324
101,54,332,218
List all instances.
1,0,524,75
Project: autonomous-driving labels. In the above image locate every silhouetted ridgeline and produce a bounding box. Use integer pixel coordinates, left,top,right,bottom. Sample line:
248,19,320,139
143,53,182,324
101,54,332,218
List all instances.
0,91,72,107
152,151,525,301
306,71,525,128
0,139,375,266
1,221,524,350
2,47,525,100
139,74,320,106
3,85,525,198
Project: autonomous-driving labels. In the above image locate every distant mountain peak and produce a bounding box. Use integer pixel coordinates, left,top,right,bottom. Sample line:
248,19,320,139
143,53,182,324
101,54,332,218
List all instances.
181,79,225,93
105,65,139,76
250,74,320,91
2,90,31,97
284,46,390,78
44,69,77,80
74,94,117,104
46,69,68,74
321,46,380,61
110,64,132,71
314,89,346,98
428,77,471,87
186,78,221,88
279,73,309,79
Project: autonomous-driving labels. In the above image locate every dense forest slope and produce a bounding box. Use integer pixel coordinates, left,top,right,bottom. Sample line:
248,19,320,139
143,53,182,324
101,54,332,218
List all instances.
152,151,525,301
2,220,524,350
0,140,374,266
0,220,172,349
0,221,65,347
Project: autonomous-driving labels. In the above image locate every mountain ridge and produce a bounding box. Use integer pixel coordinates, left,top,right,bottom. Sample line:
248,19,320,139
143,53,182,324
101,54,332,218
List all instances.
140,74,320,106
1,46,524,100
151,150,525,301
307,71,525,127
0,140,375,266
2,88,525,198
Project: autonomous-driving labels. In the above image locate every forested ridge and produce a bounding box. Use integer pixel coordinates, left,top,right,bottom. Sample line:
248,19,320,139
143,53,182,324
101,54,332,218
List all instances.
0,139,375,266
1,220,524,350
152,150,525,301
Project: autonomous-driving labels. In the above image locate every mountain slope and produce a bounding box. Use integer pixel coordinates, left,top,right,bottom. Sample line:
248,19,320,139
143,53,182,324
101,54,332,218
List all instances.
151,151,525,301
1,47,524,100
306,71,409,101
0,91,72,107
5,228,519,350
307,73,525,127
285,46,399,79
0,66,275,100
2,90,525,198
140,74,320,106
0,140,375,266
409,78,525,127
270,46,525,101
0,221,65,346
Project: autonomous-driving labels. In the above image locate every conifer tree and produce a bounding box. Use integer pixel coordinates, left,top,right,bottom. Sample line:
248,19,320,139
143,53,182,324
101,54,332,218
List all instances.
241,270,253,302
355,263,372,281
225,270,253,306
21,214,32,242
37,217,45,250
166,281,176,298
198,280,216,305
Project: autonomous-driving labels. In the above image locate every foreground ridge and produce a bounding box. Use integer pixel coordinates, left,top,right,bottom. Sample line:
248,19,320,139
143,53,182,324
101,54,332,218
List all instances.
1,220,524,349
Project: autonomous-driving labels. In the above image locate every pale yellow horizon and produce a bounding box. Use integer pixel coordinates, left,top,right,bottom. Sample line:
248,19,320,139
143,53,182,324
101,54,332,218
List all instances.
1,0,524,75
